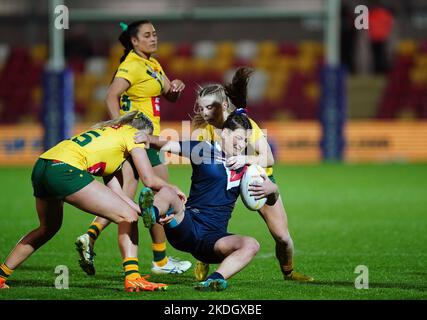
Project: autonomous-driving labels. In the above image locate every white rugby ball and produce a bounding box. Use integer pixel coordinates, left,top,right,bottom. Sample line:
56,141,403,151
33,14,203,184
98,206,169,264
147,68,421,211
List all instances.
240,164,267,211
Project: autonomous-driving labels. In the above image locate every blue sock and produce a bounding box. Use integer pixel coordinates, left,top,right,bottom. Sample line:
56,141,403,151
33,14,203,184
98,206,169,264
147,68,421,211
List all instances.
156,206,179,229
165,206,174,216
206,272,224,281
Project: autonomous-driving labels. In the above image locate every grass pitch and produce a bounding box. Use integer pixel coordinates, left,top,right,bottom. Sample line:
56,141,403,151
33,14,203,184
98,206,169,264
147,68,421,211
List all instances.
0,164,426,300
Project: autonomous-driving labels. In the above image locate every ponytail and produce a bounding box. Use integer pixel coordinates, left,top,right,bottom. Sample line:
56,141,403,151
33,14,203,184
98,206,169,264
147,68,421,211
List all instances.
192,67,253,129
224,67,253,109
118,20,152,63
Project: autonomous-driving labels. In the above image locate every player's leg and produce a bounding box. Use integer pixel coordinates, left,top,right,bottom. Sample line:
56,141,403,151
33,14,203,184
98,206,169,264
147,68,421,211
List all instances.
74,161,137,275
149,163,191,274
139,185,194,275
258,192,313,282
139,185,186,228
195,235,260,291
1,198,63,289
66,180,167,292
194,260,210,281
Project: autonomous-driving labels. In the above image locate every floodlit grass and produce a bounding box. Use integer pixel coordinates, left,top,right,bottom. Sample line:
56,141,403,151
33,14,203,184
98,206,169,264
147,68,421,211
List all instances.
0,164,426,300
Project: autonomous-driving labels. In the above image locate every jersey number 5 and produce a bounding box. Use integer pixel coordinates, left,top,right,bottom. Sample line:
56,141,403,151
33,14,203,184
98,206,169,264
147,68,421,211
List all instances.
72,130,101,147
121,95,131,111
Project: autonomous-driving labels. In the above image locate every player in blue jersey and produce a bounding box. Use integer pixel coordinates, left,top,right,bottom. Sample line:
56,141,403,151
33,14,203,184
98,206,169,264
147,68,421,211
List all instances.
135,111,280,291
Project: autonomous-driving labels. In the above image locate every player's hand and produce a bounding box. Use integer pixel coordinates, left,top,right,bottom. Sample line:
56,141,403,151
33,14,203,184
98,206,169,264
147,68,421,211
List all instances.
158,214,175,225
170,79,185,93
226,155,247,170
172,185,187,204
134,131,150,147
248,173,278,200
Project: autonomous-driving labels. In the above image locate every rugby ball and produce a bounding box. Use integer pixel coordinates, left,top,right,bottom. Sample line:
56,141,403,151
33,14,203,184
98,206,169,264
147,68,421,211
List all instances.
240,164,267,211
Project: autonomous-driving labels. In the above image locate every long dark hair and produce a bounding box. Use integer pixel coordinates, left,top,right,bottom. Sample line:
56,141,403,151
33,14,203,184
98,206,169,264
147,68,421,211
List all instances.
192,66,253,129
224,67,253,110
118,20,152,63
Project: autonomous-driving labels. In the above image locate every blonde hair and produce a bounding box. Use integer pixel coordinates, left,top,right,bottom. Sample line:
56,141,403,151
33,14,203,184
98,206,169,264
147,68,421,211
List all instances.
92,110,154,133
192,67,253,129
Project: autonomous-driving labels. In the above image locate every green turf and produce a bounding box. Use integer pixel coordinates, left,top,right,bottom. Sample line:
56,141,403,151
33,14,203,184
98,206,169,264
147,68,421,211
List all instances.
0,164,426,300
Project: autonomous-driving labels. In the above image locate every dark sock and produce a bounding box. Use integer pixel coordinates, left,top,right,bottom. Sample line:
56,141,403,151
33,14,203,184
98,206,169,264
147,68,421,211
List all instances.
206,272,224,281
281,265,293,276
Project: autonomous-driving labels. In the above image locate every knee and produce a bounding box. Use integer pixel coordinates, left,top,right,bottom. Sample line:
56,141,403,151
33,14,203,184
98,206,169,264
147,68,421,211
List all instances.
158,186,177,202
275,232,292,246
38,223,61,239
243,237,260,257
117,209,139,224
162,186,177,198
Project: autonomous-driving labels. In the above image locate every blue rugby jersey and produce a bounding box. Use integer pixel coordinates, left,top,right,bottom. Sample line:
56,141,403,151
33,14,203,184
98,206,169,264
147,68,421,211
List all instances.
178,141,247,234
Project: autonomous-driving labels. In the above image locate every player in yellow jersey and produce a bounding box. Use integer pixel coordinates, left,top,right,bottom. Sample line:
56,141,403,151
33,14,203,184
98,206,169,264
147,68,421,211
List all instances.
0,111,186,292
191,67,314,283
75,20,191,276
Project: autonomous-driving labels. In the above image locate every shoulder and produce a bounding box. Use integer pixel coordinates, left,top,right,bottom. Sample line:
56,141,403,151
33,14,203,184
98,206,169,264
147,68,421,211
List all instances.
248,117,265,141
117,59,142,72
119,124,137,134
150,57,162,66
150,57,164,69
248,117,261,130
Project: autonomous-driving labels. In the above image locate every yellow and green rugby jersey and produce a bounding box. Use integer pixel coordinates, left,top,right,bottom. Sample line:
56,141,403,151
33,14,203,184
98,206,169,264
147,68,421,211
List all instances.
115,50,165,135
40,125,144,177
196,117,274,176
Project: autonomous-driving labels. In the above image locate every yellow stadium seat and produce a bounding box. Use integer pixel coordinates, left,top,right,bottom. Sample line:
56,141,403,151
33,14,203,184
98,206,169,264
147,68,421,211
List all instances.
156,42,175,59
410,68,427,85
270,70,288,86
397,40,417,57
265,85,283,102
304,82,321,101
414,54,427,68
216,41,235,59
210,58,232,74
192,58,211,74
110,43,123,58
30,44,47,63
275,57,295,72
258,41,278,58
86,101,108,122
296,55,316,73
299,41,322,57
31,86,42,105
169,57,191,76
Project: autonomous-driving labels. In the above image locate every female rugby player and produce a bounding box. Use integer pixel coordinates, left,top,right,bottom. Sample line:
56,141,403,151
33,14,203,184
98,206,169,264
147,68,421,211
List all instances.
75,20,190,276
191,67,313,282
0,111,184,292
136,111,280,291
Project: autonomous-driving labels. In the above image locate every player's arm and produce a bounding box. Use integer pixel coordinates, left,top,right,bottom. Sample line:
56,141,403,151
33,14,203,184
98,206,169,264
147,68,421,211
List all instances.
226,134,275,170
162,74,185,102
248,173,279,206
134,132,182,155
134,132,207,163
130,147,169,190
249,134,275,167
106,77,130,119
131,147,187,202
103,175,141,214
